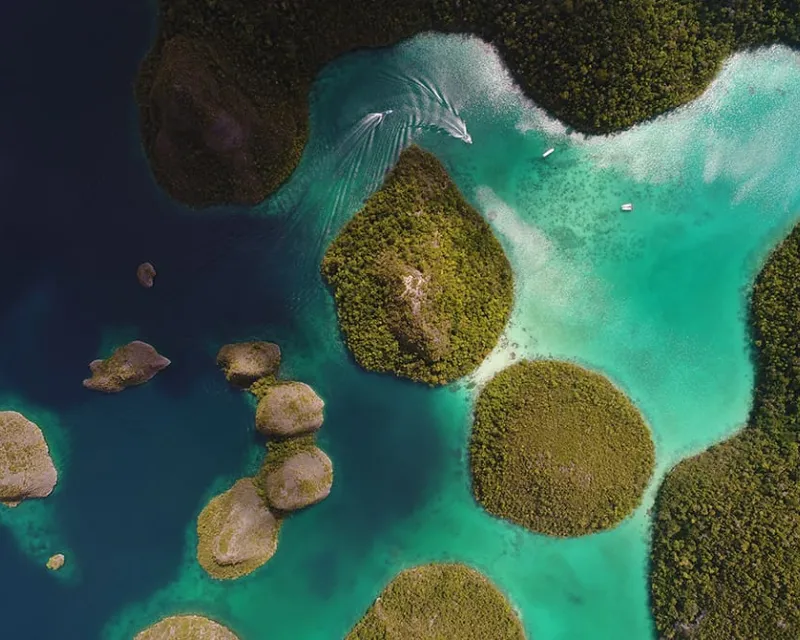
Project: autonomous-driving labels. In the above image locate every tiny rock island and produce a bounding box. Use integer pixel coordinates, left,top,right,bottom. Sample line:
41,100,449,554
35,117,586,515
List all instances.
255,381,324,437
217,341,281,388
196,477,280,580
470,360,654,536
255,437,333,512
83,341,170,393
134,615,239,640
346,563,525,640
322,146,513,385
0,411,58,507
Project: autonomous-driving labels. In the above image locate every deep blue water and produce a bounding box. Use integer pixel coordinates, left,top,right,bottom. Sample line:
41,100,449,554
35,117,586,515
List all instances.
0,2,276,637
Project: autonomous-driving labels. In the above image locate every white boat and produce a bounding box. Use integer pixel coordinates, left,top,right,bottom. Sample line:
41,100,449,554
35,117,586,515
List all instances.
542,148,555,158
621,203,634,212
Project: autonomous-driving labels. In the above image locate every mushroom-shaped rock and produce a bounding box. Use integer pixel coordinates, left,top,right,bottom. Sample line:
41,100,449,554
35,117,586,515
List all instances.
137,262,157,288
262,447,333,511
197,477,280,580
0,411,58,506
255,382,324,437
133,615,239,640
46,553,65,571
216,341,281,387
83,341,170,393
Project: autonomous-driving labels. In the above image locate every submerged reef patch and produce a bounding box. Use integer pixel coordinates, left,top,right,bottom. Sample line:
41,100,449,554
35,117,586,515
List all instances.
650,223,800,639
322,146,513,385
346,563,525,640
470,360,654,536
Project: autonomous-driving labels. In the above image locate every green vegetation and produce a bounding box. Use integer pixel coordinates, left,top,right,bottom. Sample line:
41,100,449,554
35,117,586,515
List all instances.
141,0,800,207
650,224,800,638
346,563,525,640
470,360,654,536
321,146,513,385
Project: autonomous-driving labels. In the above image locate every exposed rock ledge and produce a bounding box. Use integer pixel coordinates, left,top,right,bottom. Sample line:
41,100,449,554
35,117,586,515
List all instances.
261,446,333,512
83,341,170,393
0,411,57,507
134,615,239,640
196,477,280,580
255,382,324,437
216,341,281,388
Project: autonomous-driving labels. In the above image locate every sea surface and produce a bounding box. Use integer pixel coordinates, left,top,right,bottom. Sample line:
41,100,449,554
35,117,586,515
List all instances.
1,2,800,639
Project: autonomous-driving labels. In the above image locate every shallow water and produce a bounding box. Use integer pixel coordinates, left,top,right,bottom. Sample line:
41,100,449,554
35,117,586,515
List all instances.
1,4,800,639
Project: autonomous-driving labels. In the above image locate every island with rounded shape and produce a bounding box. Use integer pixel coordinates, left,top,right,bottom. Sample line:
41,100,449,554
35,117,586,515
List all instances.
82,341,170,393
255,381,324,437
137,262,157,288
321,146,513,385
133,615,239,640
0,411,58,507
346,563,525,640
46,553,65,571
196,477,280,580
217,341,281,388
255,435,333,512
470,360,655,536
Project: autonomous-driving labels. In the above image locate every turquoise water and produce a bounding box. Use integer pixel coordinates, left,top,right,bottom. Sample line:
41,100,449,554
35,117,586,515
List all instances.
3,15,800,640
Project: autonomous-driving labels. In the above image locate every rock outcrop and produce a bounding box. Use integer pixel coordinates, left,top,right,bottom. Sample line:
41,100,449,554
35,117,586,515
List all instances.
134,615,239,640
0,411,58,506
83,341,170,393
216,341,281,387
46,553,65,571
137,262,157,288
196,477,280,580
262,447,333,512
255,382,324,437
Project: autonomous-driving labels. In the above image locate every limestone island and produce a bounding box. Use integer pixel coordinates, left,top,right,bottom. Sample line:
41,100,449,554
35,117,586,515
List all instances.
83,341,170,393
0,411,58,507
255,436,333,512
255,381,323,438
46,553,65,571
196,477,280,580
216,341,281,388
347,563,525,640
321,146,513,385
136,34,302,208
137,262,157,288
470,360,654,537
650,222,800,638
134,615,239,640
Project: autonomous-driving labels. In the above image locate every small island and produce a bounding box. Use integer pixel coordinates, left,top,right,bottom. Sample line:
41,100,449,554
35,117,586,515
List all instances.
254,381,324,438
46,553,65,571
470,360,654,536
133,615,239,640
0,411,58,507
216,341,281,388
650,222,800,638
346,563,525,640
322,146,513,385
83,341,170,393
255,437,332,512
196,477,280,580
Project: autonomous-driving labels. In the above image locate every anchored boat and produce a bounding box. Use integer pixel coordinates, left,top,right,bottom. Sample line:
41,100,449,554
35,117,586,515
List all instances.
621,203,634,212
543,148,555,158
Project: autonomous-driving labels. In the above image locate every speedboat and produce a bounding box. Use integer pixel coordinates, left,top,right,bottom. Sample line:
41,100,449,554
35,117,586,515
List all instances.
542,148,555,158
621,203,633,212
